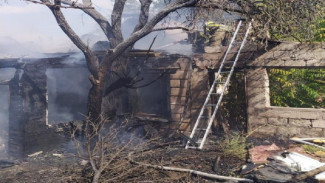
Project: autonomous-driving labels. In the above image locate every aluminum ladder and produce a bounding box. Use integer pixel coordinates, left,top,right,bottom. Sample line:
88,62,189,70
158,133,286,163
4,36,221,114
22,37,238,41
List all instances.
185,20,253,149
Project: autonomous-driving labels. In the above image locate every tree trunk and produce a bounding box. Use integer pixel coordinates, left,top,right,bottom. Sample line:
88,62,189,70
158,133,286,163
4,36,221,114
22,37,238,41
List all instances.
88,83,103,122
101,57,129,119
87,68,106,122
92,170,102,183
87,56,128,122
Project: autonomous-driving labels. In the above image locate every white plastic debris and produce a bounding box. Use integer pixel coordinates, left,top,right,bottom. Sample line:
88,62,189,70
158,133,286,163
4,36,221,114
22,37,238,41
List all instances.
80,160,88,166
273,152,325,180
28,151,43,157
52,153,63,158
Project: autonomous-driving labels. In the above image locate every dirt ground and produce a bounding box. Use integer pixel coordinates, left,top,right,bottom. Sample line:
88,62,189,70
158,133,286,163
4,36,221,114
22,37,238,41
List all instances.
0,152,84,183
0,134,250,183
0,133,317,183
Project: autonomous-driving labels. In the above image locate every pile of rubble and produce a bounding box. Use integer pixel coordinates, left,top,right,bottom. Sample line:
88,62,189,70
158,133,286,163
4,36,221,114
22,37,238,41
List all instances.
242,137,325,182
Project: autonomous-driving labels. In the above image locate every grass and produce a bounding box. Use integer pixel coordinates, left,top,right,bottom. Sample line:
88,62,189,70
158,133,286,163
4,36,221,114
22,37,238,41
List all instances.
219,133,250,160
302,144,325,155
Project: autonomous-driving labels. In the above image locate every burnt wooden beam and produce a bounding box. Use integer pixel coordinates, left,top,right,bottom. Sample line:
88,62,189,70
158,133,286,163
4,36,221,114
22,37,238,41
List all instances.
0,59,24,69
94,49,158,57
135,113,169,123
42,56,86,68
0,55,87,69
0,80,10,85
0,49,162,69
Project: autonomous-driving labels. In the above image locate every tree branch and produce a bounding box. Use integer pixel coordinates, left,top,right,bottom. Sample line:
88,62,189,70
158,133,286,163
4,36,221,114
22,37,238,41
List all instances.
100,0,198,73
43,0,99,77
133,0,153,33
61,0,116,43
25,0,94,9
198,2,244,14
294,165,325,182
128,151,254,182
126,72,167,89
132,35,157,80
152,26,190,32
129,0,152,49
111,0,127,48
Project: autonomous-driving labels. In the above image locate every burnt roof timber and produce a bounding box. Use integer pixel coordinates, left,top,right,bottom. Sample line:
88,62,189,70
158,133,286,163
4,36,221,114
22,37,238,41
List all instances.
0,50,162,69
0,80,10,85
0,56,86,69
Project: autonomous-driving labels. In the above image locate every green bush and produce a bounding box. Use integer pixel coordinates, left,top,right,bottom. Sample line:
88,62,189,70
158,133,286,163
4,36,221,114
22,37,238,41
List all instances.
220,133,250,160
269,68,325,108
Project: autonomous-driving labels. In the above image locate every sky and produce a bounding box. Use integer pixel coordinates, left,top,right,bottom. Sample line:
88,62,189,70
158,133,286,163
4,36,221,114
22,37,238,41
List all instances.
0,0,114,54
0,0,190,57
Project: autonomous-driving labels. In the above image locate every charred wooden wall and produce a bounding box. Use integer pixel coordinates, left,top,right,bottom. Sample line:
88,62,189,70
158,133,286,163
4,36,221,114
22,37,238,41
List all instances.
22,62,66,155
8,69,24,158
1,57,76,158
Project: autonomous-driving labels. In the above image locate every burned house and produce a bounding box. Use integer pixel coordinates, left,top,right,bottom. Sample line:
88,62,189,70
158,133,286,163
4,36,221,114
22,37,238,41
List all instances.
1,38,325,158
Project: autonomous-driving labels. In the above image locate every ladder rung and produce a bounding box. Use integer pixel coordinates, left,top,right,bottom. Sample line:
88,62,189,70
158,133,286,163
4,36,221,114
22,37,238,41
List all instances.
220,71,230,74
196,139,203,143
233,42,242,45
199,116,209,118
225,61,235,63
186,146,200,149
206,104,217,107
210,93,220,95
214,81,226,84
231,32,244,35
196,128,207,131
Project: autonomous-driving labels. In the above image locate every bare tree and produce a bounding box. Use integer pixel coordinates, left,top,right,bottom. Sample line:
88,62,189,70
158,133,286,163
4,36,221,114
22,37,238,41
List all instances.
71,117,137,183
20,0,324,122
22,0,198,122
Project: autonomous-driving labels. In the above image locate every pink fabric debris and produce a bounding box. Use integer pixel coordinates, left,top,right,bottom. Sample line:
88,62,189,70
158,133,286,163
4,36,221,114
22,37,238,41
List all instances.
249,143,281,163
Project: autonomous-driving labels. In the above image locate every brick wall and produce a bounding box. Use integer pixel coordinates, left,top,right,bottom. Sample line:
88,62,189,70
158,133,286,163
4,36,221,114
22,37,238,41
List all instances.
247,42,325,67
247,42,325,138
167,58,192,130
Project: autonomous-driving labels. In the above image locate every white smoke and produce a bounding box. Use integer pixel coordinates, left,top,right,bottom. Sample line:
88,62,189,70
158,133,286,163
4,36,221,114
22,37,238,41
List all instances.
46,67,91,124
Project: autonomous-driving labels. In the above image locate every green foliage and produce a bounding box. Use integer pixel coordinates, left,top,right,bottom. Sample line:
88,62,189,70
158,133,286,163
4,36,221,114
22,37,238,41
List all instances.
269,68,325,108
220,133,250,160
221,72,247,131
244,0,325,42
314,19,325,42
302,144,324,154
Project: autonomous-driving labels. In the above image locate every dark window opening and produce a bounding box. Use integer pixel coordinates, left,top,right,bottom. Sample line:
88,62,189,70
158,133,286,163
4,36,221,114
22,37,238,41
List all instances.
128,70,168,118
211,71,247,132
46,68,91,124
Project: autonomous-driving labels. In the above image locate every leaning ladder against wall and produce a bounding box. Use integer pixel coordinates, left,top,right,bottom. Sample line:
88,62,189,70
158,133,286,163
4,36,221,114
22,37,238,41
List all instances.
185,20,253,149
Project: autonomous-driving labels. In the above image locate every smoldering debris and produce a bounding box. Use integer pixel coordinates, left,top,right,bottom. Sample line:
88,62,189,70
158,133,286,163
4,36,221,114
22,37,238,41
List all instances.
0,160,16,169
